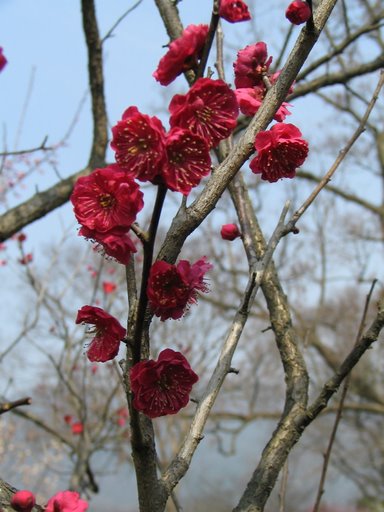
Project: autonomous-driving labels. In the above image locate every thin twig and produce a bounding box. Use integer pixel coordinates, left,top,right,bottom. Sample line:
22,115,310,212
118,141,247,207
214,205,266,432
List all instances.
312,279,377,512
102,0,144,42
284,70,384,235
279,460,289,512
195,0,220,80
131,184,167,365
273,24,294,72
162,201,291,492
0,136,53,157
14,67,36,151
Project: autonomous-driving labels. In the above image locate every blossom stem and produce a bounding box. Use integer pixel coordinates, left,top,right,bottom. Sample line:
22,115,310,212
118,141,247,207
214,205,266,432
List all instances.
132,184,167,364
195,0,220,80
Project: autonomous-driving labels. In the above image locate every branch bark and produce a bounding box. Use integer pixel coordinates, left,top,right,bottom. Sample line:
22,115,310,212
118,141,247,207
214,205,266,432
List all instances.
0,0,108,242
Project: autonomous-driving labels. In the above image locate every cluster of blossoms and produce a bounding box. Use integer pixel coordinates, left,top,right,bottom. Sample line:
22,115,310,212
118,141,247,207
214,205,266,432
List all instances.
232,41,309,181
250,123,309,182
70,0,311,420
233,41,292,123
110,78,238,195
11,489,88,512
71,165,143,265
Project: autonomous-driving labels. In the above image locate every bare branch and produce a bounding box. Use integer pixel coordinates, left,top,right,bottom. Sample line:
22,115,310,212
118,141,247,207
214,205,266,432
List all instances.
291,54,384,100
0,136,53,157
285,70,384,234
102,0,144,42
0,396,31,415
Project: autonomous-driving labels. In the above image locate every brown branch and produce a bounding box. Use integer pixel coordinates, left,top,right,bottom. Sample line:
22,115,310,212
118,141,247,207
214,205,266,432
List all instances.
0,136,52,157
153,0,184,40
296,169,384,218
0,478,44,511
81,0,108,168
102,0,144,42
284,70,384,234
297,10,384,81
0,0,108,242
158,0,341,266
12,408,76,449
312,280,377,512
0,396,31,414
290,54,384,100
195,0,220,80
0,166,90,242
303,298,384,424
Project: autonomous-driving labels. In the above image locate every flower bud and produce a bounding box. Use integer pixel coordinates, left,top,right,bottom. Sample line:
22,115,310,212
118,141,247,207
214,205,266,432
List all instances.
285,1,311,25
11,490,36,512
221,224,241,241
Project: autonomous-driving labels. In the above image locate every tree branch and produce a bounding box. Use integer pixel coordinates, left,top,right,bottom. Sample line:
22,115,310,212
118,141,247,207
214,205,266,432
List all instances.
291,54,384,100
0,396,31,415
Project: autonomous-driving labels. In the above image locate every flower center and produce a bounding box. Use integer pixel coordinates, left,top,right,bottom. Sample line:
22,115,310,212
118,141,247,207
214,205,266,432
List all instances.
158,373,171,390
169,151,184,165
99,193,115,209
129,139,150,155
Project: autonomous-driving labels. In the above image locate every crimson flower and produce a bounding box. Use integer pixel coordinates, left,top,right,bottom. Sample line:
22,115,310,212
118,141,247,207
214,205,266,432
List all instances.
162,128,211,195
17,233,27,243
63,414,73,424
169,78,239,149
147,257,213,320
79,226,138,266
71,422,84,435
110,107,166,182
233,42,272,89
130,348,199,418
0,47,7,72
285,1,312,25
249,123,309,182
234,87,291,121
18,253,33,265
219,0,251,23
221,223,241,241
102,281,116,294
71,165,144,233
11,490,36,512
45,491,88,512
153,24,209,86
76,305,126,362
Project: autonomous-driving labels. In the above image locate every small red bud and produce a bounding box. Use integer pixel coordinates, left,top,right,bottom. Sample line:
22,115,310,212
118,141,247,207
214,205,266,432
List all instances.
285,1,311,25
220,224,242,241
11,490,36,512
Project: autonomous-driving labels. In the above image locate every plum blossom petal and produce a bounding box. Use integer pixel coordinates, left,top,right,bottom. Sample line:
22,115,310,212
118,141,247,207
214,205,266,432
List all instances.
11,490,35,512
153,24,209,86
169,78,238,149
233,42,272,89
286,1,312,25
45,490,88,512
130,349,199,418
110,107,166,182
147,257,212,320
71,165,144,233
250,123,309,182
76,305,126,362
219,0,251,23
162,128,211,195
